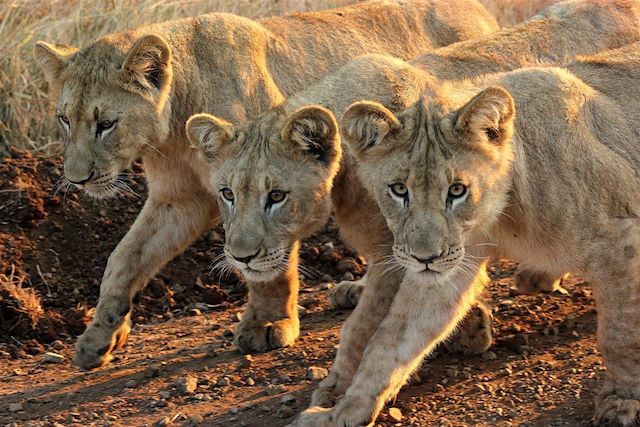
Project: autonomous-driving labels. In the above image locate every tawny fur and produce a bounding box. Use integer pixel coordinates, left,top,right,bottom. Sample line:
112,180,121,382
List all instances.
35,0,499,370
326,43,640,427
185,0,640,414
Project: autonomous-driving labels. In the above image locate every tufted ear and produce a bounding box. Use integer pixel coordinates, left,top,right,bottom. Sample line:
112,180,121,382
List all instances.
282,105,341,168
341,101,400,158
120,34,172,96
35,41,78,84
186,113,235,162
454,86,515,145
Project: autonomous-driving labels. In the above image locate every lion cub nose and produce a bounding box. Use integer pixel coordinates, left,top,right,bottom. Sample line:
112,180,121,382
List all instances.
68,170,95,185
413,249,444,265
230,250,260,264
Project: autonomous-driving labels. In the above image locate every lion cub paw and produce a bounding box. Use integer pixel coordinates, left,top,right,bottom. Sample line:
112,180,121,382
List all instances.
73,313,131,370
329,279,364,309
446,301,493,355
596,393,640,426
289,406,333,427
234,317,299,353
513,267,569,295
311,370,346,408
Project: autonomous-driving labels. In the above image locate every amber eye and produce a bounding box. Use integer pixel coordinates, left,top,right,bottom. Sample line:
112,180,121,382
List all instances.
268,190,287,204
220,188,234,202
390,182,408,198
57,115,70,127
448,183,467,199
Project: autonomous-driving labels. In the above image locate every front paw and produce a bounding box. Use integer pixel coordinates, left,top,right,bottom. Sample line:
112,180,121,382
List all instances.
329,279,364,309
234,317,299,353
311,370,345,408
596,392,640,426
513,267,568,295
73,313,131,370
290,406,333,427
445,301,493,355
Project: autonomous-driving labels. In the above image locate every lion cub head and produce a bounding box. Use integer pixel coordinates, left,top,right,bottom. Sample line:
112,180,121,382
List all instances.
35,34,173,198
186,106,341,282
342,87,515,281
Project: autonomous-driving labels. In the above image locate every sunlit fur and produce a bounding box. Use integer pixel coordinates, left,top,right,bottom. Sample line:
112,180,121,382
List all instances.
332,43,640,427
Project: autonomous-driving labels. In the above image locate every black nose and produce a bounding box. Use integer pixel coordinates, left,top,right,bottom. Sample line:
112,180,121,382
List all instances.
68,170,95,185
231,250,260,264
414,250,443,265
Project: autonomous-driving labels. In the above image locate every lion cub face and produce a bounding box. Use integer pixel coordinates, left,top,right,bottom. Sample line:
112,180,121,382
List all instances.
35,35,173,199
186,106,341,282
342,88,515,281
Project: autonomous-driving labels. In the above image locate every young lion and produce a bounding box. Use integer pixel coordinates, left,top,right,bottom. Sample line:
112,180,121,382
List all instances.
35,0,499,369
186,0,640,403
296,42,640,426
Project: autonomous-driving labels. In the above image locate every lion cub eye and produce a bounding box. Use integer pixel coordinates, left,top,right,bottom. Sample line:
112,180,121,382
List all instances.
96,119,116,136
268,190,287,204
57,115,70,128
448,183,467,199
389,182,408,198
220,188,234,203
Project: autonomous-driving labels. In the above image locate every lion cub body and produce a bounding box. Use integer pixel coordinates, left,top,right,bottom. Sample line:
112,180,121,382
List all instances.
36,0,500,369
322,43,640,427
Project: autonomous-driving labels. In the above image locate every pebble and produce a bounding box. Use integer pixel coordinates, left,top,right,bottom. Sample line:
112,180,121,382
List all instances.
44,352,65,363
307,366,328,381
159,390,172,399
9,403,24,412
217,377,230,387
280,394,296,404
50,340,65,351
187,415,204,425
125,379,138,388
176,374,198,394
236,355,252,370
277,404,295,418
144,364,161,379
388,407,403,422
222,329,234,339
232,312,243,322
189,308,202,316
246,377,256,386
278,374,291,383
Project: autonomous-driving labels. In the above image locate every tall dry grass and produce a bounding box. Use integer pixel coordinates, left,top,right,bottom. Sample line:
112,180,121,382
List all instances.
1,0,558,154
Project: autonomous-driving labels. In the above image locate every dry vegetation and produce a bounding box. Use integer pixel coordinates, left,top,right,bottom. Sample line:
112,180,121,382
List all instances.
0,0,558,154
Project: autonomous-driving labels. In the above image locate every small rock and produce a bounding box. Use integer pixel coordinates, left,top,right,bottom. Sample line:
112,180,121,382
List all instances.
230,407,239,414
277,404,295,418
236,355,252,371
187,415,204,425
297,305,307,317
159,390,172,399
125,379,138,388
446,368,459,378
246,377,256,386
266,384,287,396
44,352,65,363
388,407,403,422
144,364,161,379
222,329,234,339
232,312,243,322
9,403,24,412
280,394,296,404
278,374,291,383
481,351,497,360
189,308,202,316
217,377,230,387
176,374,198,394
306,366,328,381
50,340,65,351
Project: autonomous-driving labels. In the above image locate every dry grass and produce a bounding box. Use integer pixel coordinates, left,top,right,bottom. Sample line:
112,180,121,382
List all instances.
0,265,44,323
1,0,559,153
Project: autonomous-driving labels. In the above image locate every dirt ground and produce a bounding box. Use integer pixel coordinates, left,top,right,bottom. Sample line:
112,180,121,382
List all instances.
0,149,603,427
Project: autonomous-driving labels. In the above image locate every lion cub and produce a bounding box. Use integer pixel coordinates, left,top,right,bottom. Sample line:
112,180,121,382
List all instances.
297,43,640,427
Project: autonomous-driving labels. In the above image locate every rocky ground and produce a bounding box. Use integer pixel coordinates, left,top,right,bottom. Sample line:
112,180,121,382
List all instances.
0,149,602,426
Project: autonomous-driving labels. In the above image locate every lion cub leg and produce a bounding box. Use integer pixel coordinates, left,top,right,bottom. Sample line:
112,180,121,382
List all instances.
312,263,403,408
74,194,217,369
513,265,569,295
296,263,489,427
234,242,300,353
329,271,367,309
592,229,640,426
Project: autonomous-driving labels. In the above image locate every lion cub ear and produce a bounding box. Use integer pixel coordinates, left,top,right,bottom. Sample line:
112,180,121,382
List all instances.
454,86,515,145
35,42,78,85
186,113,235,162
341,101,400,158
120,34,172,96
282,105,341,168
